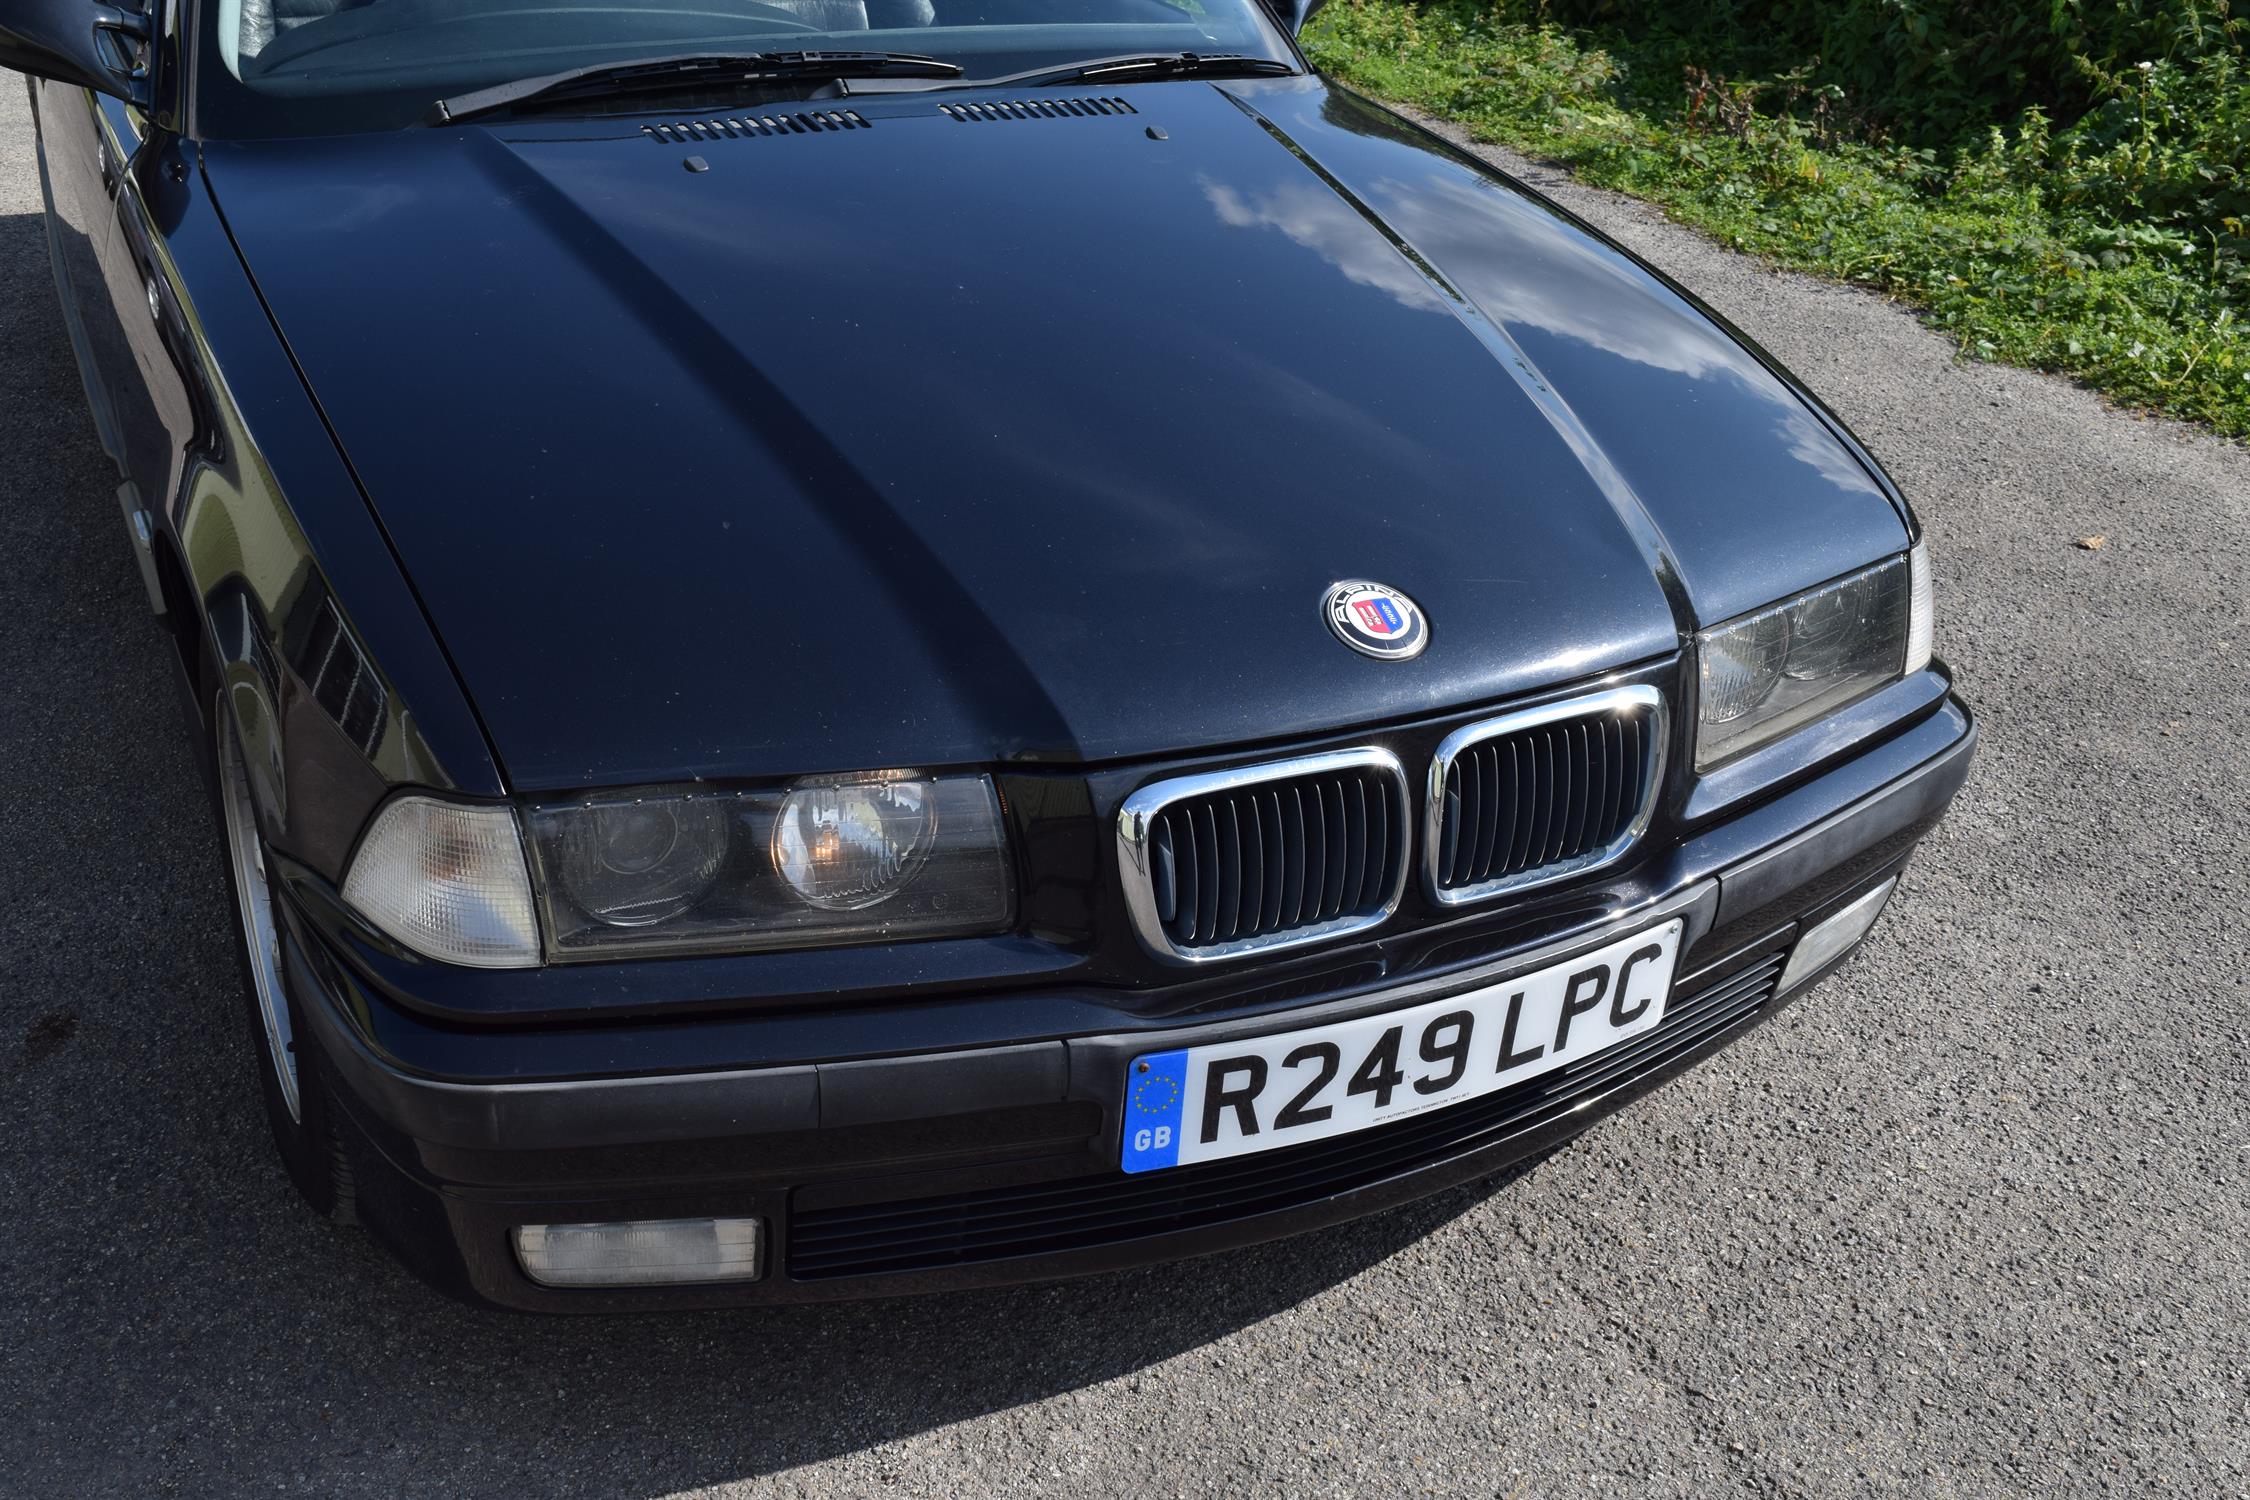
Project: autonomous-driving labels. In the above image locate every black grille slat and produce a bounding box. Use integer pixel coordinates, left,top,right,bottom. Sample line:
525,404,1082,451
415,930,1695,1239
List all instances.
1364,778,1383,913
1506,734,1539,875
1596,716,1622,851
789,946,1784,1278
1482,742,1510,883
1151,817,1178,928
1579,724,1601,859
1524,731,1554,872
1301,783,1328,926
1549,725,1575,862
1257,791,1285,933
1131,761,1402,955
1452,757,1479,890
1240,796,1266,940
1436,697,1660,897
1170,811,1197,946
1341,779,1368,915
1217,800,1243,942
1320,780,1349,919
1192,803,1221,944
1278,787,1307,932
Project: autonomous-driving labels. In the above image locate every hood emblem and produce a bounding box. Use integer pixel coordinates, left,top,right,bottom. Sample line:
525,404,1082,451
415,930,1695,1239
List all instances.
1323,580,1428,661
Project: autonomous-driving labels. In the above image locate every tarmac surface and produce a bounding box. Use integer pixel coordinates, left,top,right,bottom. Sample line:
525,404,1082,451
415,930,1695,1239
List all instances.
3,75,2245,1497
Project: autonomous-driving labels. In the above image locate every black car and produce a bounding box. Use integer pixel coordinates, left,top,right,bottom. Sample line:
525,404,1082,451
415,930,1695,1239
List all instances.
5,0,1972,1309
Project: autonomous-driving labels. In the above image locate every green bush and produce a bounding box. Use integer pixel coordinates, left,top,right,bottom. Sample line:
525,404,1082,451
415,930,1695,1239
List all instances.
1534,0,2247,140
1302,0,2250,438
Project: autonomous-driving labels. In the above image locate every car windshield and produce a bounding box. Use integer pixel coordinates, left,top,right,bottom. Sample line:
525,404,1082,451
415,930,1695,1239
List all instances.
194,0,1299,136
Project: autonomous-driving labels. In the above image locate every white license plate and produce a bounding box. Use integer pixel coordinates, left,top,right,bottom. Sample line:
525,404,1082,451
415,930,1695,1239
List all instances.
1120,919,1684,1173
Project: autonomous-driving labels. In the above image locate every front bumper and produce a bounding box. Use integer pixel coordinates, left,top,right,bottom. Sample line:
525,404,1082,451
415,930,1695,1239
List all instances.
285,696,1975,1311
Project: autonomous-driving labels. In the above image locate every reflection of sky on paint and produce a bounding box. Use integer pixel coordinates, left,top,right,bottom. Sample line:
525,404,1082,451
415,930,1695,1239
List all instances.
1369,173,1755,380
1202,158,1883,500
1372,173,1886,497
1201,176,1451,314
277,182,418,234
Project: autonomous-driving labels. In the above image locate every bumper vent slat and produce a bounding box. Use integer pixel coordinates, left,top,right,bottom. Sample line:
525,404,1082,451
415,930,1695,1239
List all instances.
1427,686,1667,906
1119,750,1409,962
788,947,1787,1279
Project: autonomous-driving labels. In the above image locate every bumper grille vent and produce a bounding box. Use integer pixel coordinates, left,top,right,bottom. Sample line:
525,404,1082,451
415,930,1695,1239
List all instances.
1429,686,1665,905
786,943,1786,1280
1118,750,1410,963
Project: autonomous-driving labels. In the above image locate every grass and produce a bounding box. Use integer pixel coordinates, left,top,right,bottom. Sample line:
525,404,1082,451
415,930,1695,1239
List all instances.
1300,0,2250,442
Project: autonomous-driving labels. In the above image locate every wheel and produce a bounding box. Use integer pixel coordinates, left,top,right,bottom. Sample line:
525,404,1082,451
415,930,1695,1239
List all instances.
214,696,356,1223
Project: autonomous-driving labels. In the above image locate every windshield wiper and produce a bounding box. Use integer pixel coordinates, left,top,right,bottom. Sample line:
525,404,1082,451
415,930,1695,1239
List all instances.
979,52,1297,89
431,50,963,124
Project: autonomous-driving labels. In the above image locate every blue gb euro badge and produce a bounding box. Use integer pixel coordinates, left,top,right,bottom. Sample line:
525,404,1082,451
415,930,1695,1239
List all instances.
1121,1049,1189,1174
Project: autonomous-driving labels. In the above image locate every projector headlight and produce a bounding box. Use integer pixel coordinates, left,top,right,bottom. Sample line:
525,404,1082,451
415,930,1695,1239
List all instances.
524,772,1013,960
1695,547,1931,770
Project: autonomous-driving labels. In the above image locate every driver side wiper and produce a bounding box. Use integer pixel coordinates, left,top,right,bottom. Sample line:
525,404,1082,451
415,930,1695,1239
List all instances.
982,52,1298,88
430,50,964,124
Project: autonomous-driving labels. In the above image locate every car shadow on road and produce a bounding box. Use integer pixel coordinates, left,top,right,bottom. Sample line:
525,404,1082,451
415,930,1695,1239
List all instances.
0,203,1541,1494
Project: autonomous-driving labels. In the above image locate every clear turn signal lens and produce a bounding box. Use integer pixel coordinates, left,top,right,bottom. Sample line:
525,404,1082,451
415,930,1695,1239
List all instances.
341,795,541,968
1905,540,1934,676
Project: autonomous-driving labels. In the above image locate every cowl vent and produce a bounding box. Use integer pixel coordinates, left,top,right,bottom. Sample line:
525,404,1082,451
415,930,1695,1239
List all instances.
938,97,1137,121
643,111,869,142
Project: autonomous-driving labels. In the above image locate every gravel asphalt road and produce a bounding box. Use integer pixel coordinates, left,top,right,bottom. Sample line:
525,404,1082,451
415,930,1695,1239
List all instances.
3,74,2246,1498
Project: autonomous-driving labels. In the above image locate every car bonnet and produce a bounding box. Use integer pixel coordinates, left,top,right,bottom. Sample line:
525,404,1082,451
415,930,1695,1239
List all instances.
201,77,1905,791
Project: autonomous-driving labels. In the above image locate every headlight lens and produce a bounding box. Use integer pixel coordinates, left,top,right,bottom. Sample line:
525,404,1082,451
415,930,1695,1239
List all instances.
555,798,729,927
340,796,541,968
525,772,1013,960
1695,553,1918,770
771,774,936,911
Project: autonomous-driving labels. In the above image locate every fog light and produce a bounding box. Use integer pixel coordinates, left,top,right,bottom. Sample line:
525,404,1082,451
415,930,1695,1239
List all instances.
514,1217,763,1288
1779,877,1898,994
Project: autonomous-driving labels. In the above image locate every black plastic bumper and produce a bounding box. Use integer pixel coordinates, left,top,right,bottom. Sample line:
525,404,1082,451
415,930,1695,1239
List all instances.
286,696,1975,1311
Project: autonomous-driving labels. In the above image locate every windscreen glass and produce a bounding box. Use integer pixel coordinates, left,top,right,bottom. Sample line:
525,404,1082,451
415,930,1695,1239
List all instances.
195,0,1297,135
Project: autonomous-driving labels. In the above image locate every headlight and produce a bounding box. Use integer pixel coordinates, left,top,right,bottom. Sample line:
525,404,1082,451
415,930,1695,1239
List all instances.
770,774,936,911
340,796,542,968
524,772,1014,960
1695,546,1930,770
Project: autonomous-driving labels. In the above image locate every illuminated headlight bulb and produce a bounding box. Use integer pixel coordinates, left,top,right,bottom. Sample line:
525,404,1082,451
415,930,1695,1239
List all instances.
771,775,937,911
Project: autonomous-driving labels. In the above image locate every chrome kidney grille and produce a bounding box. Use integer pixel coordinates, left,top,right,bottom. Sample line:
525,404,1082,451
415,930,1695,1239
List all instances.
1425,686,1667,906
1116,749,1412,964
1115,689,1668,962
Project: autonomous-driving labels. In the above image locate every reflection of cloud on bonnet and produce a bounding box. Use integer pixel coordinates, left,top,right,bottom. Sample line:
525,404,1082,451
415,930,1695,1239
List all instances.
285,183,419,234
1365,173,1747,381
1200,164,1883,500
1362,172,1883,496
1775,402,1884,497
1201,176,1451,314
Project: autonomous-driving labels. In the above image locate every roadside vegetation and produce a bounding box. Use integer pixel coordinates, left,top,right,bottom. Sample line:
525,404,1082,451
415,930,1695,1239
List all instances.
1301,0,2250,440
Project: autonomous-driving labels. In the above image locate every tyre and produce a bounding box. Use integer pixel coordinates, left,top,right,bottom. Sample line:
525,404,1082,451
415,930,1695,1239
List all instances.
213,696,356,1223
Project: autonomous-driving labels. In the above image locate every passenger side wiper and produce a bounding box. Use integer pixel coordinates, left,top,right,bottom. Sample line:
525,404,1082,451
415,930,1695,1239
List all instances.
430,50,964,124
980,52,1298,88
